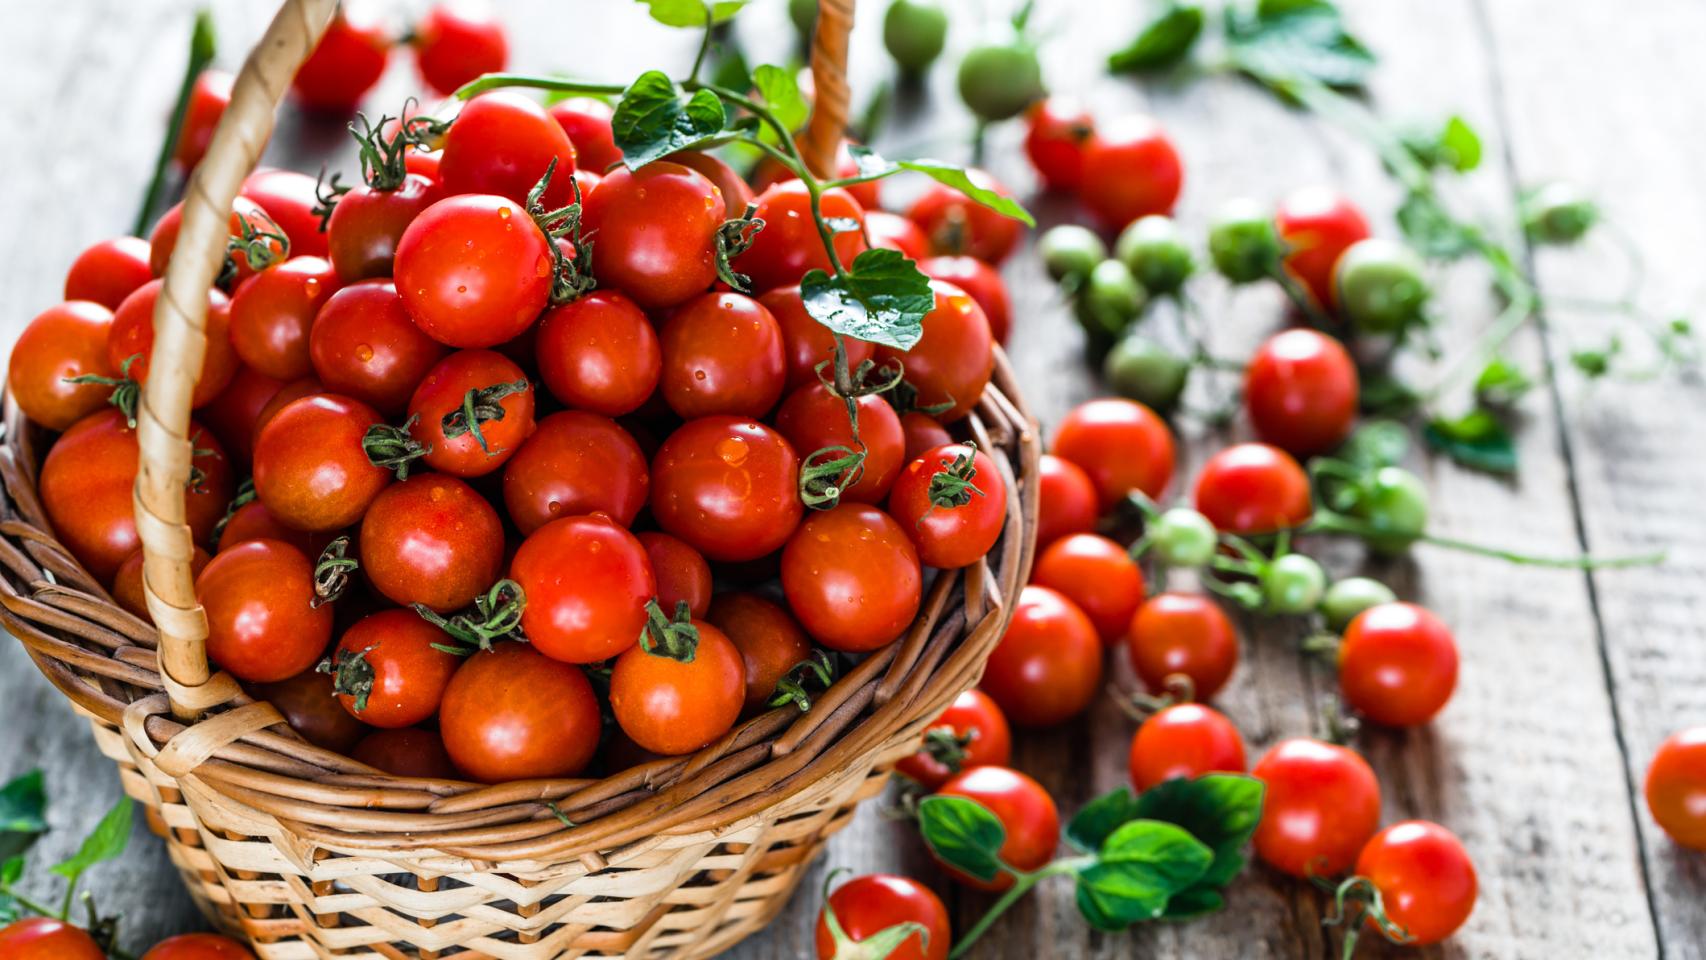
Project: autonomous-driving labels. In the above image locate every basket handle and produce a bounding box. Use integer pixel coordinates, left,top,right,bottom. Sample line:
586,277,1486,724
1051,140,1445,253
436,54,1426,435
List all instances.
802,0,856,178
137,0,338,721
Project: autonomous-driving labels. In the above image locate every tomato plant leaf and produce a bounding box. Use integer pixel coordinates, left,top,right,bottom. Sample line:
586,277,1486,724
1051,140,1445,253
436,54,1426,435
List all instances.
1395,191,1478,260
1404,115,1482,173
1132,774,1264,888
1108,2,1206,73
1162,884,1226,920
0,857,21,886
752,64,809,133
841,147,1036,226
917,795,1007,883
612,71,729,169
1474,355,1533,407
1073,820,1213,930
0,771,47,837
50,797,132,884
1358,372,1422,417
1225,0,1376,92
1066,786,1142,853
1424,409,1518,474
800,249,934,350
1338,419,1408,470
637,0,749,28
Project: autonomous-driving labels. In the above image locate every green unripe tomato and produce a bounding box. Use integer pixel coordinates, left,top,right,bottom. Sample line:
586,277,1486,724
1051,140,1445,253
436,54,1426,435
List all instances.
1104,334,1189,412
1333,238,1429,335
1039,225,1108,284
957,36,1045,122
1208,198,1282,284
1521,181,1599,245
1263,553,1327,615
1075,259,1148,339
1149,508,1218,568
1115,215,1195,297
883,0,949,72
1347,466,1430,555
1320,577,1398,632
788,0,817,37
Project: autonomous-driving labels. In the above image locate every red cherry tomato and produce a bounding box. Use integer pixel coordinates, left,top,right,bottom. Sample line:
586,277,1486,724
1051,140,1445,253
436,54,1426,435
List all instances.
906,169,1021,264
395,194,553,348
229,256,341,381
413,2,509,96
1193,442,1312,535
759,285,877,393
582,161,726,311
659,292,788,418
1023,96,1097,192
1275,186,1371,310
327,609,461,728
637,532,712,620
197,539,333,683
253,393,392,531
1354,821,1477,946
291,4,391,112
503,410,648,535
610,617,745,755
815,874,951,960
10,301,115,431
148,196,287,285
309,279,449,416
865,210,930,260
406,349,536,477
1338,602,1457,727
900,412,953,463
173,69,234,169
240,168,332,259
887,443,1008,569
781,504,922,653
1031,532,1142,642
1129,703,1246,791
250,668,369,752
251,376,323,442
1034,453,1098,549
113,546,211,624
666,149,756,215
549,98,621,175
935,767,1059,890
216,499,331,556
141,933,256,960
1126,592,1239,700
774,382,906,505
1244,329,1358,457
874,280,994,423
536,291,660,416
350,726,460,779
980,585,1102,727
920,255,1012,344
0,918,107,960
359,473,504,611
439,643,602,782
734,181,869,293
706,592,813,715
108,279,237,408
751,141,881,210
1251,738,1381,877
64,236,153,310
1079,114,1183,229
511,514,654,663
1647,727,1706,851
652,417,804,562
440,91,578,208
896,689,1013,790
327,172,444,282
1051,398,1175,508
199,367,284,468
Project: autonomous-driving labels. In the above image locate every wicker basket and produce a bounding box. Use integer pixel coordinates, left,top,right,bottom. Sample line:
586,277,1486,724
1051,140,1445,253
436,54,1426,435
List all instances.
0,1,1038,957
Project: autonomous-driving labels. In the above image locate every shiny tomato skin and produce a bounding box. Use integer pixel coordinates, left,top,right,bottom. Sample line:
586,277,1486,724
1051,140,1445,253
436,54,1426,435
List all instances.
251,376,324,441
582,162,726,311
63,236,153,309
536,291,660,416
759,285,877,393
504,410,648,534
979,585,1102,727
10,300,115,431
413,2,509,96
173,69,234,169
610,619,745,755
148,196,287,285
887,443,1007,569
549,98,621,175
814,874,951,960
773,382,906,504
651,417,804,562
199,366,284,468
0,918,107,960
1051,398,1176,508
1647,727,1706,851
666,149,756,215
327,173,444,282
935,767,1059,890
750,141,881,210
1251,738,1382,877
1244,329,1359,457
229,256,341,381
291,4,390,112
511,514,654,664
350,726,460,779
734,181,869,293
440,91,578,208
896,688,1013,790
1339,603,1458,727
395,193,553,348
309,280,448,416
109,279,236,408
1193,442,1312,535
873,280,994,423
906,169,1021,263
1129,703,1246,791
1023,96,1096,192
706,592,813,714
1275,186,1371,309
659,292,788,419
866,210,931,260
1035,453,1098,549
216,499,330,556
1354,821,1478,946
252,393,392,531
359,473,504,612
140,933,257,960
1031,533,1143,643
1126,592,1239,700
241,168,332,259
407,349,536,476
439,643,602,782
197,539,333,683
781,504,922,653
1079,114,1184,229
900,412,953,463
638,532,712,619
329,609,461,728
112,546,211,624
251,668,369,753
920,255,1012,343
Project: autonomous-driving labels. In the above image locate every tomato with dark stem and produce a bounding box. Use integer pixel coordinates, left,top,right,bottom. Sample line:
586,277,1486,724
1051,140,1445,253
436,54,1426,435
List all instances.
896,688,1013,790
327,172,444,283
350,727,460,779
252,393,392,531
1051,398,1176,508
250,668,368,753
734,181,869,293
291,4,390,111
934,767,1059,891
439,643,602,782
760,285,877,392
148,196,287,285
582,161,726,311
1352,821,1477,947
865,210,930,260
774,382,906,504
1034,454,1097,549
906,169,1021,263
1129,703,1247,791
652,417,804,563
440,91,578,208
1338,602,1458,727
638,532,713,620
707,592,813,715
980,585,1102,727
310,280,449,416
920,255,1012,344
1251,738,1382,877
1031,533,1143,643
658,292,788,419
1647,727,1706,851
10,301,115,431
782,504,922,652
173,69,234,170
359,473,504,612
138,932,258,959
536,291,660,416
0,919,107,960
1079,114,1183,229
550,98,622,175
197,539,333,683
109,279,236,408
241,168,332,259
1023,96,1097,192
1126,592,1239,701
610,611,745,755
1193,442,1312,535
229,256,341,381
1244,328,1359,457
394,193,554,349
326,609,461,728
900,412,953,463
64,236,153,310
874,280,994,423
886,443,1007,569
815,874,951,960
1275,186,1371,310
504,411,649,535
407,349,535,477
511,514,654,664
413,2,509,96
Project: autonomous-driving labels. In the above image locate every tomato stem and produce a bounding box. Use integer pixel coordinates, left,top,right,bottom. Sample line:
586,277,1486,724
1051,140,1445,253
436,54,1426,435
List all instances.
64,353,143,428
1303,511,1665,569
133,9,217,236
311,536,358,608
947,858,1092,959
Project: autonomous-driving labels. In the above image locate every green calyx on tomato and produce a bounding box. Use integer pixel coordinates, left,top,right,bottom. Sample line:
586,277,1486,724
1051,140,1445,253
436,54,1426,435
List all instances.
311,535,359,607
441,378,532,455
63,352,143,428
714,201,767,292
639,598,702,663
318,643,379,713
525,160,598,304
925,443,985,510
220,208,290,290
769,650,838,712
413,578,527,655
362,415,431,480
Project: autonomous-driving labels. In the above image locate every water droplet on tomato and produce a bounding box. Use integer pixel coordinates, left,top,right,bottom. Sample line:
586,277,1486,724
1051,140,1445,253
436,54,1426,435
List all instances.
498,206,512,219
457,285,467,294
716,436,749,465
693,370,707,381
547,500,562,515
355,344,374,362
304,277,320,295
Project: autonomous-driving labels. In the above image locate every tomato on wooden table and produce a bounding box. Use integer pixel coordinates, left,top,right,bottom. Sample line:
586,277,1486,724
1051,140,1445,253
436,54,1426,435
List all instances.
250,668,368,753
1192,442,1312,535
229,256,341,381
886,443,1007,569
1251,738,1381,877
873,280,994,423
906,169,1020,263
979,585,1102,727
896,688,1013,790
406,349,535,477
0,918,106,960
395,193,555,349
535,291,661,416
252,393,392,531
439,643,602,782
1023,96,1097,192
440,91,578,208
815,874,951,960
173,70,235,170
1274,186,1371,310
413,2,509,96
511,514,654,664
759,285,877,393
503,410,649,535
9,301,115,431
610,612,745,756
865,210,930,260
197,539,332,683
658,291,788,419
108,279,237,408
551,98,622,175
1338,602,1458,727
1034,453,1098,549
350,726,460,779
651,416,804,563
734,180,869,293
1645,727,1706,851
1050,398,1176,508
1125,592,1239,700
1353,821,1478,946
1030,532,1143,643
774,382,906,505
326,609,461,728
290,4,391,112
920,255,1012,344
706,592,813,715
1244,328,1359,457
359,473,504,612
309,280,448,416
1079,114,1183,229
63,236,152,309
582,161,726,311
1129,703,1246,791
781,503,922,653
934,767,1059,890
638,532,713,619
241,168,333,259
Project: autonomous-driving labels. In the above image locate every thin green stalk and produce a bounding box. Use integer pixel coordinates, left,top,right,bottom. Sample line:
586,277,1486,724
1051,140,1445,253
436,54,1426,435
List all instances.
0,883,62,920
948,859,1091,959
453,73,629,100
688,5,716,82
1418,532,1664,569
133,9,216,235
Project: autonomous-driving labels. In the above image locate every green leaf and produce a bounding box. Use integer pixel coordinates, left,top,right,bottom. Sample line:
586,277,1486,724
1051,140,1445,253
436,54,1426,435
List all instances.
1133,775,1264,888
1571,335,1622,378
1108,2,1206,73
800,249,935,351
1162,884,1226,920
1358,372,1422,417
50,797,132,884
1225,0,1376,91
637,0,749,27
1338,419,1408,469
917,795,1007,884
1402,115,1482,173
1067,787,1142,853
0,772,47,836
1073,820,1212,931
0,856,23,886
1424,409,1518,474
1474,356,1533,407
1396,191,1477,260
842,147,1036,226
752,64,809,133
612,71,729,169
709,47,753,96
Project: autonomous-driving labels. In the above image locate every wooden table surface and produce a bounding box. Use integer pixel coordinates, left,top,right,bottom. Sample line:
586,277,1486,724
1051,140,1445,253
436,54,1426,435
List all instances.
2,1,1702,957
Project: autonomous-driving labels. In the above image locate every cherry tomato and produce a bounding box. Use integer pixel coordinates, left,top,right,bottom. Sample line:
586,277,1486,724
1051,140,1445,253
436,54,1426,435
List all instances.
935,767,1059,890
1320,577,1397,632
1126,592,1238,700
1264,552,1332,615
815,874,950,960
781,504,922,652
734,181,869,293
1129,703,1247,791
582,161,726,311
1051,398,1175,508
549,97,621,175
759,285,877,393
440,91,578,209
980,585,1102,727
241,168,332,259
900,412,953,463
652,417,804,562
199,366,284,467
63,236,152,309
905,169,1020,263
896,689,1013,791
413,2,508,96
919,255,1011,344
439,642,601,782
886,443,1007,570
359,473,504,612
327,172,444,282
113,546,210,624
1354,821,1477,946
1030,533,1142,642
1336,602,1457,728
228,256,340,381
1147,507,1218,568
291,4,391,112
1332,237,1429,333
10,301,115,431
1115,215,1194,298
140,933,256,960
957,36,1044,123
536,291,660,416
638,532,712,620
148,196,287,285
1244,329,1359,457
404,349,535,477
216,499,331,556
1346,466,1430,555
611,616,745,755
1023,96,1096,192
511,514,653,663
395,193,553,348
251,376,323,439
775,382,906,504
1193,442,1312,535
1274,186,1371,310
874,280,994,423
108,279,237,408
1251,738,1381,878
326,609,461,728
0,918,106,960
172,69,234,169
251,668,368,752
1647,727,1706,851
41,409,230,581
1079,114,1183,229
706,592,813,715
658,292,788,418
1035,454,1097,549
309,280,448,416
750,141,881,210
502,410,648,536
197,539,332,682
350,726,460,779
866,210,930,260
1037,224,1107,283
253,393,392,531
